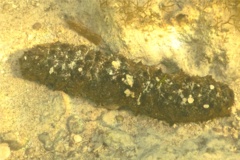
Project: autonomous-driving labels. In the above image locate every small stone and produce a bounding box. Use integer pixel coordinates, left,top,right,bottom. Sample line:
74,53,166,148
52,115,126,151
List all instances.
25,147,35,156
1,132,27,150
73,135,82,143
0,143,11,160
104,104,120,110
103,130,134,148
38,132,54,151
32,22,42,30
67,115,85,134
102,111,118,126
2,3,12,12
115,115,124,123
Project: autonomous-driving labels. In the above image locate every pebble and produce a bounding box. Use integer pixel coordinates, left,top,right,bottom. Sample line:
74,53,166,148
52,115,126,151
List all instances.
73,134,82,143
0,143,11,160
115,115,124,123
0,132,27,150
38,132,54,151
2,3,12,12
67,115,85,134
54,130,68,143
102,111,119,127
32,22,42,30
103,130,134,148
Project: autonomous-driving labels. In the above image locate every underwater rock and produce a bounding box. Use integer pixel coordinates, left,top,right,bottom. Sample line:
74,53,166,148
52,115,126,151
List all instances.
19,42,234,124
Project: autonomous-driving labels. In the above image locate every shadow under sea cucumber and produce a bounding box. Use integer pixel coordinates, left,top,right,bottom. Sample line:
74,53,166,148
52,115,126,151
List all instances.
19,42,234,124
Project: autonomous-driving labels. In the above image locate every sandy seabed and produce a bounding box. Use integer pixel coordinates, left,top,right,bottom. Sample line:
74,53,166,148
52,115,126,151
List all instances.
0,0,240,159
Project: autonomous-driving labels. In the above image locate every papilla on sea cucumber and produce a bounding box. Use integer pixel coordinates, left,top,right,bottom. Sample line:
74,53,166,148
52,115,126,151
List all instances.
18,42,234,124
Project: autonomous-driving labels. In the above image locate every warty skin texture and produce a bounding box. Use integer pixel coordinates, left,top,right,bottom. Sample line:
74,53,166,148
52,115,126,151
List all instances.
19,42,234,124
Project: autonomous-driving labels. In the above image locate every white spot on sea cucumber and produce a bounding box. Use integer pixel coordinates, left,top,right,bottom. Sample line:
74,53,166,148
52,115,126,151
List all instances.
76,50,82,55
137,93,142,105
203,104,210,109
107,68,113,75
177,89,183,94
124,89,135,98
178,90,184,98
210,85,215,90
177,89,184,98
112,60,121,70
24,56,27,60
189,82,195,90
187,95,194,104
165,79,170,83
68,61,76,69
143,81,151,93
181,98,187,104
78,68,83,72
54,63,59,67
122,74,134,87
49,67,54,74
62,63,66,70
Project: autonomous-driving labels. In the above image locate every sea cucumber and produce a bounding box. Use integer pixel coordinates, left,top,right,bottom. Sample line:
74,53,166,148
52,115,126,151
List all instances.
19,42,234,124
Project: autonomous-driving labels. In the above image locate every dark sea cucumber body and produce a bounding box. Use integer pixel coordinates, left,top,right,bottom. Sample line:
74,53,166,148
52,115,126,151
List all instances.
19,42,234,124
